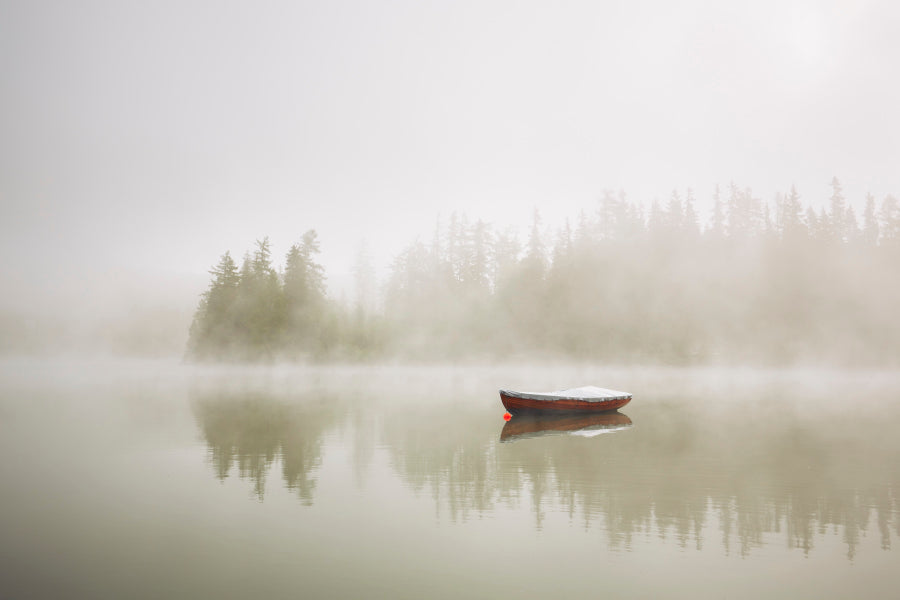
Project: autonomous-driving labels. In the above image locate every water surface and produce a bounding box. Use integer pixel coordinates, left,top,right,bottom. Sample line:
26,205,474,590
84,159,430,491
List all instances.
1,359,898,598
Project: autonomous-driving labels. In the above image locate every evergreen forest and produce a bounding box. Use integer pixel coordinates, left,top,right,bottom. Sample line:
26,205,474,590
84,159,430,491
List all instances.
187,179,900,365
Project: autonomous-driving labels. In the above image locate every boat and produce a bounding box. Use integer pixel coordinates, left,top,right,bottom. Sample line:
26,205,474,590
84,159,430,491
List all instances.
500,412,632,442
499,385,631,414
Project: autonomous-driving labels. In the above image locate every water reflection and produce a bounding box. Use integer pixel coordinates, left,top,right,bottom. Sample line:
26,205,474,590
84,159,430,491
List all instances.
500,412,633,442
191,376,900,560
192,391,340,503
504,404,900,558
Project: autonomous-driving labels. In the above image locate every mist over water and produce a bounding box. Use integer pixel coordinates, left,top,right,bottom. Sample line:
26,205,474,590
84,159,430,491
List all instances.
1,359,899,598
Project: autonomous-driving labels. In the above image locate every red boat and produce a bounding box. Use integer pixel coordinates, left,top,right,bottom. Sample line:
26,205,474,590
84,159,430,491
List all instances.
500,386,631,414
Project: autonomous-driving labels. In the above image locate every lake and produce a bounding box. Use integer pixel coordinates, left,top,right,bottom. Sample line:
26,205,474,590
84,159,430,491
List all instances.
1,358,898,598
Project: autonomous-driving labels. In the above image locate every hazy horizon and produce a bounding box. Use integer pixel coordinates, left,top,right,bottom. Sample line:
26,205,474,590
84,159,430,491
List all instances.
3,0,900,327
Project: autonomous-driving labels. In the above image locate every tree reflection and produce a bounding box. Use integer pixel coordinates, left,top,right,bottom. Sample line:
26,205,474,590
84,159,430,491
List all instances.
190,371,900,560
381,405,500,522
192,391,340,504
382,393,900,559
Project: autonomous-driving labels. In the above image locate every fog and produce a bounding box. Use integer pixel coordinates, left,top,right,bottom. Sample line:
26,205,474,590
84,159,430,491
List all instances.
2,1,900,363
180,187,900,365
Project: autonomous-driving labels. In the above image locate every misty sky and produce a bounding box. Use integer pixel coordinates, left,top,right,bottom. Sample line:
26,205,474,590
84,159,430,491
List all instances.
2,0,898,312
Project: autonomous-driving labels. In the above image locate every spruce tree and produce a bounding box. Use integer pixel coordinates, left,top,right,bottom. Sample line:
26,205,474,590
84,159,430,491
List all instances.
880,195,900,245
862,193,879,245
187,251,240,359
708,185,726,238
684,189,700,238
233,238,283,358
782,185,806,242
828,177,847,242
283,230,327,354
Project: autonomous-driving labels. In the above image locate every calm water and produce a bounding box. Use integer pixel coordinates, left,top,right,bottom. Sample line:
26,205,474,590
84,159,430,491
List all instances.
1,359,899,599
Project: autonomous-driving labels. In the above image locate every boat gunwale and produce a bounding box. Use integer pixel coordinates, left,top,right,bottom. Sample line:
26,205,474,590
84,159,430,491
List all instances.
499,388,632,403
500,391,631,414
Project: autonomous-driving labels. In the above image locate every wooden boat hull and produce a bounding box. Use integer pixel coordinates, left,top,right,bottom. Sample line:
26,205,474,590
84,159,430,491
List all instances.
500,390,631,414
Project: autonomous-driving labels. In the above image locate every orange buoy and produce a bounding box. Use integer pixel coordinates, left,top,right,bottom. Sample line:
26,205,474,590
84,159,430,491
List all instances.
503,412,512,421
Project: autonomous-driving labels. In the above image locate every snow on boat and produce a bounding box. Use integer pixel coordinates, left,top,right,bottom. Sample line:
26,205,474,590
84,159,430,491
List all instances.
499,386,631,414
500,412,633,442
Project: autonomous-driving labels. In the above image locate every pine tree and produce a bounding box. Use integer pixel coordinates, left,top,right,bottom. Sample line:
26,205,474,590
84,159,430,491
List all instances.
664,189,684,234
384,239,431,328
284,230,327,353
726,183,747,238
862,193,879,246
880,195,900,244
524,209,547,276
463,219,492,291
782,185,806,241
817,207,829,240
708,185,726,238
552,219,574,266
684,189,700,238
491,228,521,289
828,176,847,242
352,240,376,316
447,212,463,283
188,251,240,359
574,209,593,248
648,199,664,235
233,238,283,358
845,205,860,244
623,196,645,239
806,206,822,240
597,190,618,240
762,201,775,239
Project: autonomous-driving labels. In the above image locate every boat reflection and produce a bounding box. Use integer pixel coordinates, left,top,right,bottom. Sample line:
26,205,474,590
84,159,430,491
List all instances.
500,411,633,442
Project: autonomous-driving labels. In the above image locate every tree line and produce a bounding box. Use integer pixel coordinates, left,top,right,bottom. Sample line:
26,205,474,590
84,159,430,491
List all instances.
188,179,900,364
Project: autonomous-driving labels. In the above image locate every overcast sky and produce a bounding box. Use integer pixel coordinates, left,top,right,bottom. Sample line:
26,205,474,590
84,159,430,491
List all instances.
2,0,898,311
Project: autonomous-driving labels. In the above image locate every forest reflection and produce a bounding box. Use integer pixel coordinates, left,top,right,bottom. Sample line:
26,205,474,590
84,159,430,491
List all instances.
493,408,900,559
192,391,342,503
192,378,900,559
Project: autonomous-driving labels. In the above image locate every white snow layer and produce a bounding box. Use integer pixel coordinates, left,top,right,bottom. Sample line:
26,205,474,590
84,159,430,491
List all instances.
502,385,631,402
549,386,631,399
